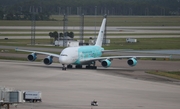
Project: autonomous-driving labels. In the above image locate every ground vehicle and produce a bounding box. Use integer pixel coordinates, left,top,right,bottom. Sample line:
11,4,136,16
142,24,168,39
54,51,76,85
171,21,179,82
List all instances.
126,38,137,43
91,100,98,106
24,91,42,102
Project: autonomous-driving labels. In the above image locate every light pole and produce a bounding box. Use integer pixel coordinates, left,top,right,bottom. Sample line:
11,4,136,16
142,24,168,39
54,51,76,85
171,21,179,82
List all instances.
145,7,149,16
178,0,180,15
30,6,36,45
112,7,114,15
58,7,61,15
94,6,97,41
129,8,132,15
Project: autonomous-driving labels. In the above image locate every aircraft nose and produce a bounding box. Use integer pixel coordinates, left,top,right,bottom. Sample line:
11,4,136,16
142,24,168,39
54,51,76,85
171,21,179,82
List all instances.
59,56,68,64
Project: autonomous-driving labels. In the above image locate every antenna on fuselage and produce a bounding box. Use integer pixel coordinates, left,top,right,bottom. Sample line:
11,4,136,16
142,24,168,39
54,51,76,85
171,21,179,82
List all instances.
95,15,107,47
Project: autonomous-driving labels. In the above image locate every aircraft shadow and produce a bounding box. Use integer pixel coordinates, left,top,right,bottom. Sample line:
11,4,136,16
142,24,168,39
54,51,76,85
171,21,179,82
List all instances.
23,64,139,72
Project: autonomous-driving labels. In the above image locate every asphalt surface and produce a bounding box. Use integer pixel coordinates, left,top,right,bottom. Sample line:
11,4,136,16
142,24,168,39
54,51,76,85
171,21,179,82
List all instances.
0,60,180,109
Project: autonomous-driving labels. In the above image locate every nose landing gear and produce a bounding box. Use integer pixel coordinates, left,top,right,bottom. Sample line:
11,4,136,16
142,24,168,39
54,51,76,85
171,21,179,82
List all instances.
62,64,66,70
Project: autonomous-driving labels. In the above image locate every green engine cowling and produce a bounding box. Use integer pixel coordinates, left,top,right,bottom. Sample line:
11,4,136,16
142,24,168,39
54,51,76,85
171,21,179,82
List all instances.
101,59,111,68
127,58,137,66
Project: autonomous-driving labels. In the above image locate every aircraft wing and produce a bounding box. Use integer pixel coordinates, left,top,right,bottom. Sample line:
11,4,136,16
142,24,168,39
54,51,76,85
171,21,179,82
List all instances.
15,48,60,58
80,55,171,62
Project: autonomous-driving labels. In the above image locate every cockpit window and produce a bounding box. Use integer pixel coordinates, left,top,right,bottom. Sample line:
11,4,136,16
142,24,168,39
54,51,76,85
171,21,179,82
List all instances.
60,54,68,56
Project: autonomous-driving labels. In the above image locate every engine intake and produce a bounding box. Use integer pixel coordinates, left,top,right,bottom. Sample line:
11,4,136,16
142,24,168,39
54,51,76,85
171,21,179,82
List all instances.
27,53,37,61
43,56,53,65
127,58,137,66
101,59,111,68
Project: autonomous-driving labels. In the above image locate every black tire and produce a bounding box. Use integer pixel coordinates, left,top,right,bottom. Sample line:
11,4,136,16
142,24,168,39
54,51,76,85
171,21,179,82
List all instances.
67,65,72,68
93,66,97,69
86,66,90,69
76,65,82,69
62,67,66,70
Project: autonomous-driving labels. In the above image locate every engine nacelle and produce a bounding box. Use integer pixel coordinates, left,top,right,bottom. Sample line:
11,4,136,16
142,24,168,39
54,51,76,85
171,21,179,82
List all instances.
43,56,53,65
127,58,137,66
101,59,111,68
27,53,37,61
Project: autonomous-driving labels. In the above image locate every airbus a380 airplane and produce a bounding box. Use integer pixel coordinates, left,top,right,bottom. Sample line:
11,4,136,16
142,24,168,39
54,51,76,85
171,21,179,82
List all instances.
16,15,170,70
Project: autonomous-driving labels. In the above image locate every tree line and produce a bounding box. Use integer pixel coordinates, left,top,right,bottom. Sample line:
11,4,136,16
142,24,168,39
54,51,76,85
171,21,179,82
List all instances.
49,31,74,40
0,0,180,20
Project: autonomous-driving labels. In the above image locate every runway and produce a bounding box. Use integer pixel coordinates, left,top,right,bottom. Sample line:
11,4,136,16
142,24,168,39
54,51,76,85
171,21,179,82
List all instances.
1,60,180,109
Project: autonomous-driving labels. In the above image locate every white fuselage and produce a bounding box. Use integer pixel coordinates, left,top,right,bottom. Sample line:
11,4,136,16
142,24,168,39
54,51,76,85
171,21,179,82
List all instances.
59,47,79,64
59,45,103,65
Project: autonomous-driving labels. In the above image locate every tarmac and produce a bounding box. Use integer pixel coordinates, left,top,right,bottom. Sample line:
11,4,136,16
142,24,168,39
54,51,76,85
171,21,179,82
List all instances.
0,59,180,109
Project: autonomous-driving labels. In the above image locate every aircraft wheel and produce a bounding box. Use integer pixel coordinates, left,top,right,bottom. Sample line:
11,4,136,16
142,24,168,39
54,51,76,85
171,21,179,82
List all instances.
67,65,72,68
91,66,97,69
86,66,90,69
62,67,66,70
76,65,82,69
93,66,97,69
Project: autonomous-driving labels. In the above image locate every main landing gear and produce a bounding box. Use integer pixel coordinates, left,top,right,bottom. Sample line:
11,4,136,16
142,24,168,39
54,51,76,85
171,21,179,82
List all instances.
85,66,97,69
76,65,82,69
66,64,97,69
62,64,97,70
86,61,97,69
67,65,73,68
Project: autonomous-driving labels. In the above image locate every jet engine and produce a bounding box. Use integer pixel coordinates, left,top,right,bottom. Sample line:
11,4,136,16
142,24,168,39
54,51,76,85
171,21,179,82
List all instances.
43,56,53,65
101,59,111,68
27,53,37,61
127,58,137,66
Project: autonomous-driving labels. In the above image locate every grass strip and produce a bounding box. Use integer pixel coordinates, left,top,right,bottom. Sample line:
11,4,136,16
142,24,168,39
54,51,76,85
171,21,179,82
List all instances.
146,71,180,80
1,37,180,50
0,56,44,62
0,56,28,61
1,16,180,26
